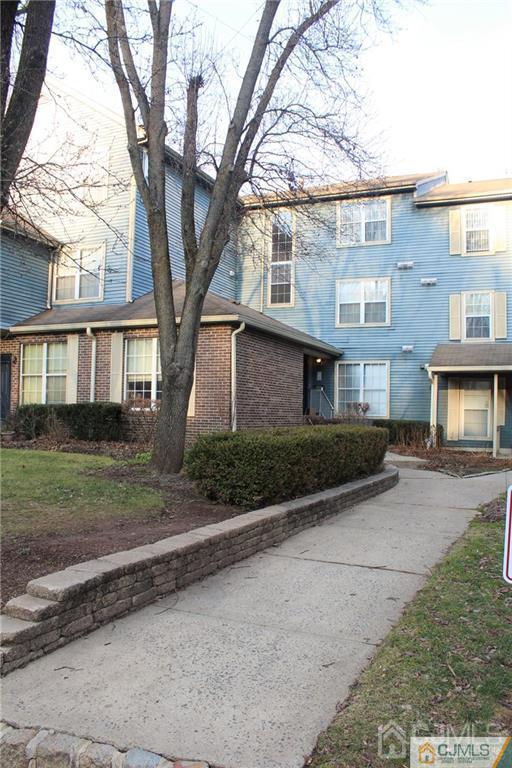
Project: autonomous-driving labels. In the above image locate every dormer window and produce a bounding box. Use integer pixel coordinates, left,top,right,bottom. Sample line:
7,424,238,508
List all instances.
54,245,105,302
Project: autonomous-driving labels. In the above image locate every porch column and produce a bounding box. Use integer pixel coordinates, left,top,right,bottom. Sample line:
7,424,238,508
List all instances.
493,372,499,458
430,373,438,434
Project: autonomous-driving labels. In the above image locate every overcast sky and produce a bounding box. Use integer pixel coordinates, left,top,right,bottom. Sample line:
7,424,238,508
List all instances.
51,0,512,184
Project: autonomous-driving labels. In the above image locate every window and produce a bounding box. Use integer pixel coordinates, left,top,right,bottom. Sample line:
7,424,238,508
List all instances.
338,198,390,246
337,361,389,418
461,380,491,439
54,246,104,302
336,278,390,326
21,342,67,405
268,211,293,305
463,292,493,340
464,207,490,253
125,338,161,402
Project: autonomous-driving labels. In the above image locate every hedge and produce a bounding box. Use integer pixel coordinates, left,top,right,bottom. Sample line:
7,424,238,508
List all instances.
184,424,388,508
15,403,123,441
372,419,443,447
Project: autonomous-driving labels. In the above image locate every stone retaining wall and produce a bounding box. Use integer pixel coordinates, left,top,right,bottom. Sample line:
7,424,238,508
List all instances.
0,465,398,676
0,721,207,768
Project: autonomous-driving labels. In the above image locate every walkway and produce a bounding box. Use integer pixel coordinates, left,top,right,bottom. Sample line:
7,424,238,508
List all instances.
2,467,509,768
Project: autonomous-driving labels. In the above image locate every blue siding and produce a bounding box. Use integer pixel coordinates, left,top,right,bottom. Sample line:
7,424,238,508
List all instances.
132,164,237,301
237,194,512,448
0,231,50,329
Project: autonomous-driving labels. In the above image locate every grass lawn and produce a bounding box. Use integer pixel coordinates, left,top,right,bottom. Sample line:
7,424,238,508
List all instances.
1,448,164,536
309,506,512,767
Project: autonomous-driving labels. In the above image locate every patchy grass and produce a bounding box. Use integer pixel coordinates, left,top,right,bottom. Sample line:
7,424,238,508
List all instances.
309,512,512,768
1,448,164,536
389,445,512,476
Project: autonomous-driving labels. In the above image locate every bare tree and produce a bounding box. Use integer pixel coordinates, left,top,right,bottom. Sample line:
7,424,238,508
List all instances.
104,0,390,474
1,0,56,209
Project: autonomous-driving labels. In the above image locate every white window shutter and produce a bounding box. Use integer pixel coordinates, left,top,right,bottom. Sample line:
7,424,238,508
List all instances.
110,332,124,402
449,209,462,255
493,204,508,252
497,376,506,427
449,294,462,340
494,292,507,339
447,378,460,441
65,335,79,404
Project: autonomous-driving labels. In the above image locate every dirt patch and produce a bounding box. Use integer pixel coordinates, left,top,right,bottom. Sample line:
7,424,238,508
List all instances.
390,445,512,477
1,435,146,459
479,494,507,522
1,465,243,607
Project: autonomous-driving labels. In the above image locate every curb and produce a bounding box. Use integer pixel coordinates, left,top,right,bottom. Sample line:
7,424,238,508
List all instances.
0,465,399,675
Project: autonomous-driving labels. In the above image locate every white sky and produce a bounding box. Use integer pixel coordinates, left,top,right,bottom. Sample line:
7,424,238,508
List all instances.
50,0,512,184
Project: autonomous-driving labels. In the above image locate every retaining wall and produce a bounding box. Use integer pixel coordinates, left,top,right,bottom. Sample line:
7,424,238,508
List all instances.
0,465,398,676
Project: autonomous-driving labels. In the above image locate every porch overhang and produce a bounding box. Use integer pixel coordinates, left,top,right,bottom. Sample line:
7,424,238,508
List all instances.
426,343,512,374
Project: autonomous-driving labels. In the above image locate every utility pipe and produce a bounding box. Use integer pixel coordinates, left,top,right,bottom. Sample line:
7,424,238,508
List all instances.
86,327,96,402
230,321,246,431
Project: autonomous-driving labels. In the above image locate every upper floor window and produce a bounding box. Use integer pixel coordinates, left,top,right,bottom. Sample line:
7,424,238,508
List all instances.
463,291,492,340
268,210,293,306
338,198,390,246
464,207,490,253
124,338,161,402
21,342,67,405
54,245,105,302
337,361,389,418
336,278,390,327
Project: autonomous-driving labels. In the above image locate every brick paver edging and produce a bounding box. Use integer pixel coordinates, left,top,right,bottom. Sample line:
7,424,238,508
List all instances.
0,465,398,676
0,720,208,768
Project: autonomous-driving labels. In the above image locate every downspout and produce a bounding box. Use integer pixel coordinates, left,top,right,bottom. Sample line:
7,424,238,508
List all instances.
86,327,96,402
230,322,246,432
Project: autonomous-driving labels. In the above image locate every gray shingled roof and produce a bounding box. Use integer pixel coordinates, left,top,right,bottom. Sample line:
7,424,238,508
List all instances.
11,280,341,357
415,178,512,206
429,343,512,369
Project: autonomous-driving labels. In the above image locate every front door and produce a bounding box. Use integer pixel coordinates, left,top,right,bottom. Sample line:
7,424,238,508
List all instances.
1,354,12,424
459,379,492,440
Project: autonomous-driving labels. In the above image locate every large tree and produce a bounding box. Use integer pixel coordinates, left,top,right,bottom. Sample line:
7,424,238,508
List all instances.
1,0,56,210
104,0,386,473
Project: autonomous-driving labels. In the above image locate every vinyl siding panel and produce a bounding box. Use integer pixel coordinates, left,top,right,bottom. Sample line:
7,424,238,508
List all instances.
0,232,51,328
132,164,237,301
237,195,512,447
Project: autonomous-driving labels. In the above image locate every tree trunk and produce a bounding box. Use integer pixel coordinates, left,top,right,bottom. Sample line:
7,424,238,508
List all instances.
152,363,195,474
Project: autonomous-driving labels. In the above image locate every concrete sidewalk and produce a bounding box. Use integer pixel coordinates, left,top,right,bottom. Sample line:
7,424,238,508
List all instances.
2,467,509,768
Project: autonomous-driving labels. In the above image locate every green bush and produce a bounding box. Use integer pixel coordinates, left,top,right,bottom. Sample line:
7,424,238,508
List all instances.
372,419,443,447
16,403,123,441
184,424,388,508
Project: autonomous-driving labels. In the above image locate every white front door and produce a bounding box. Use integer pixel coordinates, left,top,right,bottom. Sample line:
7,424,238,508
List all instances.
459,379,492,440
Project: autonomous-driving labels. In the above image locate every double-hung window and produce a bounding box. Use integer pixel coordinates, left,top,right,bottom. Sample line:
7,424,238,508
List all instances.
268,210,293,306
125,338,161,402
21,342,67,404
54,245,104,302
338,198,390,246
336,278,390,326
463,207,490,254
337,361,389,418
463,291,493,340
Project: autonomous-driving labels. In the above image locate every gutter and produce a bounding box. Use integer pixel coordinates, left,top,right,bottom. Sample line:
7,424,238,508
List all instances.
415,193,512,207
241,182,421,211
86,327,96,401
230,322,246,431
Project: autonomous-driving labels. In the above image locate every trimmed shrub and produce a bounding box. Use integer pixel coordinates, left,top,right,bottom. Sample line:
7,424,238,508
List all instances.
372,419,443,447
184,424,388,508
15,403,123,441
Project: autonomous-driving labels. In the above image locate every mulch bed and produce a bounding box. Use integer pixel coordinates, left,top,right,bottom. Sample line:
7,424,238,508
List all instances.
1,457,243,607
1,435,147,459
390,445,512,477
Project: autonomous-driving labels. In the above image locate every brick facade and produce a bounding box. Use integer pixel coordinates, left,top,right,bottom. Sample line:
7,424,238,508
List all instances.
236,328,304,429
0,323,307,439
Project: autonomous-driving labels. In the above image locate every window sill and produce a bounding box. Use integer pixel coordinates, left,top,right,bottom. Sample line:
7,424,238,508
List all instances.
336,239,391,248
53,296,103,305
335,322,391,329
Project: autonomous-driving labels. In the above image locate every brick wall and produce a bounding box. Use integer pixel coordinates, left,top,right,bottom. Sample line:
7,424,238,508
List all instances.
236,327,304,429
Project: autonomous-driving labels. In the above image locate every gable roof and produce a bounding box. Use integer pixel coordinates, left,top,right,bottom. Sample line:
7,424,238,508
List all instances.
11,280,341,357
415,178,512,206
241,172,443,209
